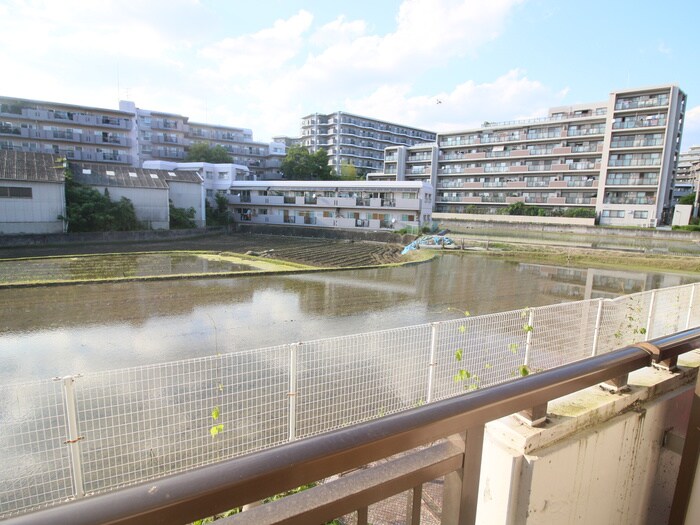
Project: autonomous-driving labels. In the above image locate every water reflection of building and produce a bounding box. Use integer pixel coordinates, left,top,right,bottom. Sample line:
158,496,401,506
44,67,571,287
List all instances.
516,263,696,300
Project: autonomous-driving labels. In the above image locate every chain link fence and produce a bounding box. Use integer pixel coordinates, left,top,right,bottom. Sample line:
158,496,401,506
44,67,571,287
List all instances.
1,282,699,518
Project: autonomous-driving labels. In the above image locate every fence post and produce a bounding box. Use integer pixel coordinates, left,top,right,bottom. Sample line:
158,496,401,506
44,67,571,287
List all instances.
591,298,604,357
426,322,439,404
58,375,85,499
524,310,534,368
645,290,657,339
686,284,696,330
288,343,300,442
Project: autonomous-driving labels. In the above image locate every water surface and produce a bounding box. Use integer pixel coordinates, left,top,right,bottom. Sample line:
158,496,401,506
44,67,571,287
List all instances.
0,254,696,383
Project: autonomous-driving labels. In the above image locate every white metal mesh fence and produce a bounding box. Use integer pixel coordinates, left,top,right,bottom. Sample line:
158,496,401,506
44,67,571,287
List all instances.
1,282,699,518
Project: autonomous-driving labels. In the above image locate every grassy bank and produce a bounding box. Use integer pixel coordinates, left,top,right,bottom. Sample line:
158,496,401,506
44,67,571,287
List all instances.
456,242,700,274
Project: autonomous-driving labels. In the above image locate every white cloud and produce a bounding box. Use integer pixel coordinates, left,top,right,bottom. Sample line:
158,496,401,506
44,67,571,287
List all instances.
683,105,700,148
310,16,367,48
213,0,527,139
344,69,561,133
198,10,313,77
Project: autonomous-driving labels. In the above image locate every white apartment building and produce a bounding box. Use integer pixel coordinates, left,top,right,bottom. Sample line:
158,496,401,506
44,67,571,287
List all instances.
674,146,700,204
0,96,285,179
300,112,436,177
227,180,433,231
376,85,686,227
144,160,254,202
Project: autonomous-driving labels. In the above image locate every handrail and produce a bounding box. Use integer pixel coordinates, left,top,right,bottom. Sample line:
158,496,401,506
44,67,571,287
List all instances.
6,327,700,525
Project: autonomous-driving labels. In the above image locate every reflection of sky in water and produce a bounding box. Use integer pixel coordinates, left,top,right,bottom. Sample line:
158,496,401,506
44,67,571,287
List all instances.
1,255,698,383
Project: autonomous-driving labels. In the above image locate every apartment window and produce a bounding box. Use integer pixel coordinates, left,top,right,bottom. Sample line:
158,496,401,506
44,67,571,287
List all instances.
401,214,416,222
205,171,213,179
601,210,625,218
633,211,649,219
218,172,227,179
0,186,32,198
206,189,214,197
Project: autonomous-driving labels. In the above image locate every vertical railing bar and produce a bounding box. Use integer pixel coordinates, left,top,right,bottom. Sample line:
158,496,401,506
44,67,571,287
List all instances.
686,284,696,330
426,322,439,404
58,374,85,499
407,484,423,525
645,290,657,339
591,298,604,357
524,310,534,367
288,343,299,442
442,426,485,525
668,367,700,523
357,506,369,525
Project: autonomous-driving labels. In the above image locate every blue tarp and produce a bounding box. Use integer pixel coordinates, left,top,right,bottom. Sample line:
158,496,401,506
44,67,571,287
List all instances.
401,235,455,255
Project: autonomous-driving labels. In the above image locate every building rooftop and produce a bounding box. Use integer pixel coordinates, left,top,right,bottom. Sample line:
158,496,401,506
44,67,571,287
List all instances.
70,163,201,189
0,150,65,183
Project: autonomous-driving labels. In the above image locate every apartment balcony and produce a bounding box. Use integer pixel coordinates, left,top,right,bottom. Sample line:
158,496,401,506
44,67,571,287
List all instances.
604,197,656,205
608,159,661,167
567,127,605,137
566,197,597,205
612,118,667,130
610,138,664,149
614,95,669,111
606,179,658,187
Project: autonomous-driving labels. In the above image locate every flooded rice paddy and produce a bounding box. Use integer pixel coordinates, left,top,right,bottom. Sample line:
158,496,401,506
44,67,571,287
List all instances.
1,253,697,384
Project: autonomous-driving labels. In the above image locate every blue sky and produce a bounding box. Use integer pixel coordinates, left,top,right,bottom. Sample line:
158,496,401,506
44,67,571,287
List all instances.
2,0,699,148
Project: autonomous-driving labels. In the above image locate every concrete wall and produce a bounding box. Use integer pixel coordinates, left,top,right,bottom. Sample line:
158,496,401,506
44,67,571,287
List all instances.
168,180,206,227
476,351,700,524
0,227,220,247
92,185,170,229
0,181,65,234
434,212,595,227
435,213,700,241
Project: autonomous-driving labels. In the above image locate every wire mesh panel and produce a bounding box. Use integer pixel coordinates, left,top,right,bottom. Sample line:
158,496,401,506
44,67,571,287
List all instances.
0,379,71,518
688,283,700,329
2,283,700,518
648,284,694,338
75,347,289,494
431,311,531,402
295,324,432,439
597,292,653,353
527,300,600,370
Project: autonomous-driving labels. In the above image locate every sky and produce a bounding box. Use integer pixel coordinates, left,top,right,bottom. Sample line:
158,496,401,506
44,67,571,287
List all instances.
2,0,699,149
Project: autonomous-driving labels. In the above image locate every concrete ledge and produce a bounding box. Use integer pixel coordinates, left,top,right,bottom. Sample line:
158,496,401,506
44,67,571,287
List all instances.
477,349,700,524
488,349,700,454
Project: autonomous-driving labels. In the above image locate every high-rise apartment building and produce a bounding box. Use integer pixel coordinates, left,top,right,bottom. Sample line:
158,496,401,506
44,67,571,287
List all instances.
0,96,285,180
672,146,700,206
376,85,685,227
300,112,435,176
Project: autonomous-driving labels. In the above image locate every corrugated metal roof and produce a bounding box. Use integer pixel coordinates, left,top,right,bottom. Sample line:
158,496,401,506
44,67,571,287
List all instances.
0,150,65,183
71,163,170,189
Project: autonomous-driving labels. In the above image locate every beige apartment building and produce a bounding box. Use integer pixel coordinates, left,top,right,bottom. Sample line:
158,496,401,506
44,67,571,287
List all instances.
374,85,686,227
0,96,285,180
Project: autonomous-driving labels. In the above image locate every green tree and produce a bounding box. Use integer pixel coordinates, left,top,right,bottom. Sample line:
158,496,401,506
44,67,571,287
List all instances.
280,146,334,180
169,200,197,229
339,161,358,180
679,193,696,205
205,193,231,226
186,143,233,163
61,169,141,232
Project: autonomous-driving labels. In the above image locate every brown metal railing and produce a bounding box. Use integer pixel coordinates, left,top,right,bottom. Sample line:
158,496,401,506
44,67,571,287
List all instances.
5,328,700,525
